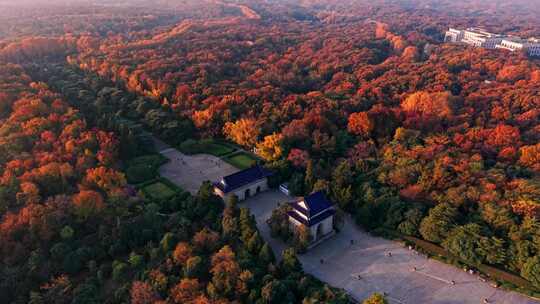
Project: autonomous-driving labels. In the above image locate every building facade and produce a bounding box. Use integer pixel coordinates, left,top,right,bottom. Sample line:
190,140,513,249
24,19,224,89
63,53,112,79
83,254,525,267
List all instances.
497,38,540,57
444,28,464,43
279,183,291,196
288,191,335,244
460,28,502,49
445,27,540,57
214,165,272,201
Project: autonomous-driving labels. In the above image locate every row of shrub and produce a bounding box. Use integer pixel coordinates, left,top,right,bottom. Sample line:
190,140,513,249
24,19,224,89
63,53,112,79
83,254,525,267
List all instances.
402,235,540,298
179,138,236,156
125,154,168,184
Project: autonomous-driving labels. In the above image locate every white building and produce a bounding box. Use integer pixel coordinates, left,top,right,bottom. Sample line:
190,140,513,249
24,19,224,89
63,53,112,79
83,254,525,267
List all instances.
214,165,272,201
444,28,464,43
445,27,540,57
288,191,335,244
445,27,502,48
279,183,291,196
460,28,502,49
496,38,540,57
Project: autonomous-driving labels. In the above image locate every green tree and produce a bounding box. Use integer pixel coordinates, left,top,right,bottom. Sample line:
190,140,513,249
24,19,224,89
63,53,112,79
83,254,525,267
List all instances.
71,280,100,304
478,237,507,265
112,261,128,282
28,292,44,304
521,255,540,288
398,208,424,236
119,128,139,160
312,179,330,194
363,292,388,304
222,195,240,239
382,200,407,229
332,160,353,187
247,231,263,254
60,226,75,240
480,202,516,232
333,208,345,232
355,202,377,230
289,172,305,196
419,203,459,243
28,249,44,272
333,185,353,211
305,161,316,193
160,232,177,252
126,164,156,184
128,252,144,269
292,225,311,253
442,224,485,264
509,240,536,271
63,252,83,274
261,280,291,304
184,256,205,278
280,248,302,274
259,242,276,265
226,194,239,213
50,243,71,262
267,204,292,240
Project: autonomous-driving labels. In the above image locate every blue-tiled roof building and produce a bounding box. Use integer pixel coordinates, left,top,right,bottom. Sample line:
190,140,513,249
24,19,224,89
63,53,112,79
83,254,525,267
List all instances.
288,191,336,243
214,165,272,201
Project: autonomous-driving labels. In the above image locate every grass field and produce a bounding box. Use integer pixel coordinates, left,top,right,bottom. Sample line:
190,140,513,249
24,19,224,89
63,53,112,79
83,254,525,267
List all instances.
126,154,169,184
224,152,258,169
179,139,236,157
128,154,168,168
206,142,235,156
142,182,177,200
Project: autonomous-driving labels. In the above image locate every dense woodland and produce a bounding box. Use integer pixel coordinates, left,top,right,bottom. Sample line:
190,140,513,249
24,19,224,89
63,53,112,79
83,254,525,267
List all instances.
0,64,351,303
0,0,540,302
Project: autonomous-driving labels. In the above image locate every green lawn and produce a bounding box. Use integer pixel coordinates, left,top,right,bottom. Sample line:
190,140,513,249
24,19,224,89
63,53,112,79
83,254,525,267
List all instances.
142,182,177,200
224,152,258,169
126,154,168,184
179,139,236,157
206,142,235,156
128,154,167,168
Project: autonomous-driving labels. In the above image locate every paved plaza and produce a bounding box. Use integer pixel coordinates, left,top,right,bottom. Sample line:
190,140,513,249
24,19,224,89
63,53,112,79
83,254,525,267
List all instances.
242,191,538,304
153,137,238,194
154,140,539,303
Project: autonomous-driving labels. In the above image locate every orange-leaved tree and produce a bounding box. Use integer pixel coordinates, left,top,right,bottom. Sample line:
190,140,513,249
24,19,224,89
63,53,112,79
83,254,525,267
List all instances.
223,118,260,147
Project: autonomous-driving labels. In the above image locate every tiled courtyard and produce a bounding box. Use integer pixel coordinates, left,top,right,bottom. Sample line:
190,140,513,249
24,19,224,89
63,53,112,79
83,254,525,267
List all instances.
155,140,539,303
154,138,238,194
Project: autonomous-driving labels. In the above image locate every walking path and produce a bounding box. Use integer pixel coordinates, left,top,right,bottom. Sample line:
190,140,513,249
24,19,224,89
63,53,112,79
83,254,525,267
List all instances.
244,191,538,304
153,138,539,304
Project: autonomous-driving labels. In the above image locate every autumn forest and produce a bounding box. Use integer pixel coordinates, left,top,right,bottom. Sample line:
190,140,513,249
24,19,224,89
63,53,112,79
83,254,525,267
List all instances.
0,0,539,303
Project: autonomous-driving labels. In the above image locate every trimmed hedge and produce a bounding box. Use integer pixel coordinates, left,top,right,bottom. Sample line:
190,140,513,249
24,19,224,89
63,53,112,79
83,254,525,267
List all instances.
178,139,236,157
126,154,168,184
402,234,540,295
126,163,156,184
223,152,258,169
141,182,177,200
127,154,167,168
